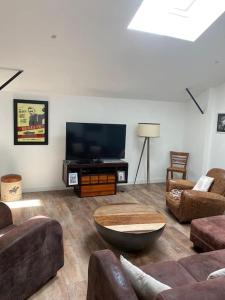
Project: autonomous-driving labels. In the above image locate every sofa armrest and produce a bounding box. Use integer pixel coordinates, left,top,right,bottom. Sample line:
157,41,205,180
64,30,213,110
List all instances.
0,216,63,266
168,179,195,192
181,190,225,206
156,277,225,300
87,249,138,300
179,190,225,221
0,202,13,229
0,215,64,299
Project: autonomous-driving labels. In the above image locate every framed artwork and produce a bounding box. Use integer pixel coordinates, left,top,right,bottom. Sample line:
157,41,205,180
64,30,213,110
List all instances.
117,170,126,182
14,99,48,145
217,113,225,133
68,172,78,186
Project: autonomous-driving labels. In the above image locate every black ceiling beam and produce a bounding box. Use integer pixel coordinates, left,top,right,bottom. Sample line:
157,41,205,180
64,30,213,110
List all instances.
186,88,204,114
0,68,23,91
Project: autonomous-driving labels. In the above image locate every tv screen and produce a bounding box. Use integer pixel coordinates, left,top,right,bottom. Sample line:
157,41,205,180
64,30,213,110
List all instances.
66,122,126,161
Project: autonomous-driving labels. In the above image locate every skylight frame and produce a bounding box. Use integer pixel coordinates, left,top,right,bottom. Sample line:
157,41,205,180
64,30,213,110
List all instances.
128,0,225,42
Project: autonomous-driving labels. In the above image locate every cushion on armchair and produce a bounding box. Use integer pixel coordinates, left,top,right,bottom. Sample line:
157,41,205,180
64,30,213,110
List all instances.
170,189,183,200
169,176,214,200
193,176,214,192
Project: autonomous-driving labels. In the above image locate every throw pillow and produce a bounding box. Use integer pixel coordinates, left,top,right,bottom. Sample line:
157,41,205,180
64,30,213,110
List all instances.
207,268,225,280
193,175,214,192
170,189,183,200
120,256,171,300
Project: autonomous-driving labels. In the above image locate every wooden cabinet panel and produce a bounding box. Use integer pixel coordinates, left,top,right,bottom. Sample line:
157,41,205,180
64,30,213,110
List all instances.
99,175,108,183
108,175,116,183
90,176,99,184
81,176,90,184
80,184,115,197
81,184,115,192
81,190,115,197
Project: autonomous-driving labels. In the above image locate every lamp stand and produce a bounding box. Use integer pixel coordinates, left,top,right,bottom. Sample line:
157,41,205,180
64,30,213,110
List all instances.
134,137,151,185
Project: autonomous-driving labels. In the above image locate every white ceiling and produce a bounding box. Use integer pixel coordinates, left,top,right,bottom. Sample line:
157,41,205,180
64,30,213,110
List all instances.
1,0,225,101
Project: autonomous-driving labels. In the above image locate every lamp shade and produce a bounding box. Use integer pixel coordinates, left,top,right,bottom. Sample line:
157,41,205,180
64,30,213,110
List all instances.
138,123,160,138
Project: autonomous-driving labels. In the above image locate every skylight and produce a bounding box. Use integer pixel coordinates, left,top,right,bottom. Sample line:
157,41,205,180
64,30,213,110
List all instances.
128,0,225,42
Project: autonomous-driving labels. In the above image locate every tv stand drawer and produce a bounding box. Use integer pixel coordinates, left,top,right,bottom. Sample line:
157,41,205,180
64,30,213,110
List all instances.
80,184,116,197
81,174,115,185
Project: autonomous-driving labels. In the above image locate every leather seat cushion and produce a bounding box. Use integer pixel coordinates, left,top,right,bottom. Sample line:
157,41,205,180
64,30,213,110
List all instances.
141,260,196,288
179,249,225,281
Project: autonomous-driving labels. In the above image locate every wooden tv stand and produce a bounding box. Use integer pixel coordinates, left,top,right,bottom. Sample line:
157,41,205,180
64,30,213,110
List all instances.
62,160,128,197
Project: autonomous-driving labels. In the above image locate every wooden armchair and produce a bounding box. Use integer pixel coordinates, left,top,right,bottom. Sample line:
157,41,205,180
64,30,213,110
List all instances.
165,168,225,223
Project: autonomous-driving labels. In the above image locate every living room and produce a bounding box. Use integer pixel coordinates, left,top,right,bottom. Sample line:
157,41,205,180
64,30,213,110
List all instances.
1,1,225,299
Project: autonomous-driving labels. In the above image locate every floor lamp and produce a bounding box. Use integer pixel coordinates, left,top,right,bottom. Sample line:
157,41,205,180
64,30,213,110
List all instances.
134,123,160,184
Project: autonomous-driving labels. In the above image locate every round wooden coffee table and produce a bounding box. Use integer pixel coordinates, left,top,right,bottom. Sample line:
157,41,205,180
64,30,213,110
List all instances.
94,204,166,251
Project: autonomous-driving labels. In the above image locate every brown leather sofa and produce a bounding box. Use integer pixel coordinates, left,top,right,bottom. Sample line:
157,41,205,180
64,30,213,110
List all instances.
0,201,64,300
87,249,225,300
165,168,225,223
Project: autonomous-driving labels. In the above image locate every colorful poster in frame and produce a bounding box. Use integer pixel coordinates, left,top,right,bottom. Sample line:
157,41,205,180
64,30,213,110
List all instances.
14,99,48,145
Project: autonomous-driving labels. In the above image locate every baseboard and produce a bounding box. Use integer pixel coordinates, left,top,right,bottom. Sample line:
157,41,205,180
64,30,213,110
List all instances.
23,185,66,193
23,178,165,193
128,178,165,185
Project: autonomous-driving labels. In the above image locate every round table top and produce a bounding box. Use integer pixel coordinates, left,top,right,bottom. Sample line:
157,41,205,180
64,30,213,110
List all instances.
93,204,166,234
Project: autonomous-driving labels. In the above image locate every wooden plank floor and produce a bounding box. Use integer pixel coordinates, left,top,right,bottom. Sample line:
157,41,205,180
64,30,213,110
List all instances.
8,183,196,300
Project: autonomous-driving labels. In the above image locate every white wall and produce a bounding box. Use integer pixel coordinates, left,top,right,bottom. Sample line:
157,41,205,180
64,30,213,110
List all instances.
183,89,213,180
0,91,186,192
209,83,225,169
183,82,225,180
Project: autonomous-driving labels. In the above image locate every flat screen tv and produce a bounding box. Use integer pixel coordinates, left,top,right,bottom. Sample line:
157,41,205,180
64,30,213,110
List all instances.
66,122,126,161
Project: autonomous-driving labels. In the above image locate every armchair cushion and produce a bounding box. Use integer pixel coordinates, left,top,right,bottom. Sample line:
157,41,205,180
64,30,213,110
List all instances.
193,175,214,192
169,189,183,200
167,179,195,192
